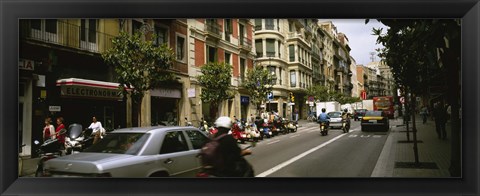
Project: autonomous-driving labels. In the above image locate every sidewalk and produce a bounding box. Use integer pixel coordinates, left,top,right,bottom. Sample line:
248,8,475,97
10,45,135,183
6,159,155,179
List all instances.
371,116,452,177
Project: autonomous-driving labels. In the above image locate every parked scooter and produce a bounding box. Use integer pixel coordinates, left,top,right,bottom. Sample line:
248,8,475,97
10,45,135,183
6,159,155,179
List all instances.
244,124,260,142
274,117,287,135
65,124,94,155
286,119,298,133
231,121,248,144
198,119,210,135
34,129,66,177
261,119,273,139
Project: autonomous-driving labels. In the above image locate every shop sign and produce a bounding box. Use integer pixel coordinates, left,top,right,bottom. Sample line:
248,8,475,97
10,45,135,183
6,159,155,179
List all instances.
187,88,196,98
151,88,181,98
19,59,35,71
49,106,61,112
60,86,122,100
241,96,250,105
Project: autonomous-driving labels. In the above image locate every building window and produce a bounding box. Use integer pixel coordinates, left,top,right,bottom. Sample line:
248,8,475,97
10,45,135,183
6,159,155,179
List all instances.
265,19,274,30
81,19,97,43
266,39,275,57
289,45,295,62
154,26,168,46
224,19,232,42
254,19,262,30
207,46,217,63
278,42,282,58
240,58,246,83
279,68,282,85
225,52,231,65
176,35,186,61
288,22,293,32
45,19,57,34
132,20,143,34
255,39,263,57
268,66,276,85
290,70,296,87
31,19,41,30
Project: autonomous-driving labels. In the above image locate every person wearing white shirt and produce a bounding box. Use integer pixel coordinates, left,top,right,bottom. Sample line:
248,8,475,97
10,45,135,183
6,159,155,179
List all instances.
88,116,104,144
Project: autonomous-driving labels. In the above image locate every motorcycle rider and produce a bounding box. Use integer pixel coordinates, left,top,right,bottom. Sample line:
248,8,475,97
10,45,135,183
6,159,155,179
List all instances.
209,116,253,177
317,108,330,126
341,108,351,130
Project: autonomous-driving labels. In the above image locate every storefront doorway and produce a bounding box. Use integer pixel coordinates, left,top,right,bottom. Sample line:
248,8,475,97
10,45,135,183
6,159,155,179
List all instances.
151,97,178,126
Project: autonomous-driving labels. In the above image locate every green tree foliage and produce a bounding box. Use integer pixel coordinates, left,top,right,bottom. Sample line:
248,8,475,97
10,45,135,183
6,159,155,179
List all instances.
102,31,176,126
197,62,233,119
242,65,275,111
304,85,330,102
371,19,460,176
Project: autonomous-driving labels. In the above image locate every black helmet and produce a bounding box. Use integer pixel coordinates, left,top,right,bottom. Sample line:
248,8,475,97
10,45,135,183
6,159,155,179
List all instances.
344,108,348,112
322,108,326,112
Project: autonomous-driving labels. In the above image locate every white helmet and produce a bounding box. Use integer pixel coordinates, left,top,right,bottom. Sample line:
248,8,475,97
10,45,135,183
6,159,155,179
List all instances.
214,116,232,129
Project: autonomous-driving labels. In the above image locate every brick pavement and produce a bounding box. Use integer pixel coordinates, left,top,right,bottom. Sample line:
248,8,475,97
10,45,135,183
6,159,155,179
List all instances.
372,115,452,177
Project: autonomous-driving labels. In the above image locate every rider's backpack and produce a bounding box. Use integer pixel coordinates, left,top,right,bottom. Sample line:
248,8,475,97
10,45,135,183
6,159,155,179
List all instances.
199,134,228,170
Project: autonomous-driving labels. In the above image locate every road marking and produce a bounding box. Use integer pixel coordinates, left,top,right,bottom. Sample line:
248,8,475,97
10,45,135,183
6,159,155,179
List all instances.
256,133,347,177
290,135,300,138
266,140,281,145
349,135,358,138
373,135,382,138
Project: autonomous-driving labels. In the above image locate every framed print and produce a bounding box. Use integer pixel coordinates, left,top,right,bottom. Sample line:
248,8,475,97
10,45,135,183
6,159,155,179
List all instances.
1,0,479,195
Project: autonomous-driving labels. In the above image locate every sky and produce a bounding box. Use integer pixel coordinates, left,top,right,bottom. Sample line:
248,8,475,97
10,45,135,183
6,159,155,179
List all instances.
319,19,388,66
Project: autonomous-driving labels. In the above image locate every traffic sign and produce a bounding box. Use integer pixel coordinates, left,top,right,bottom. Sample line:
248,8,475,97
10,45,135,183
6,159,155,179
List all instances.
308,96,315,102
361,91,367,100
267,92,273,101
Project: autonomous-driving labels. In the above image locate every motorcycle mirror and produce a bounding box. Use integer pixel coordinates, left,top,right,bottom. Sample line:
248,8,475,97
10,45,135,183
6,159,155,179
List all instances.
34,140,40,145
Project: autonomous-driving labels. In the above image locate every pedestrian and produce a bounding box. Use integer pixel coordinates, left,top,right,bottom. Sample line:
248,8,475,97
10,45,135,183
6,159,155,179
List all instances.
88,116,104,144
434,101,447,140
42,117,55,142
55,117,66,154
421,106,429,124
204,116,253,177
446,104,451,122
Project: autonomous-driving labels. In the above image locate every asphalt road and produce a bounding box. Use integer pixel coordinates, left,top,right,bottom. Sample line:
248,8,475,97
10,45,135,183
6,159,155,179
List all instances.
243,120,389,177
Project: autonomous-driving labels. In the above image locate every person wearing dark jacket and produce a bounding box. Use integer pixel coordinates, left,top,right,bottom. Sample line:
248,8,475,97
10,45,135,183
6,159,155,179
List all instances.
434,101,447,140
211,116,253,177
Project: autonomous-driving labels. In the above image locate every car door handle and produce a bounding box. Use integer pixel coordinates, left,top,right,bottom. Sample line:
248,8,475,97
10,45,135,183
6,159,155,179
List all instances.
164,159,174,164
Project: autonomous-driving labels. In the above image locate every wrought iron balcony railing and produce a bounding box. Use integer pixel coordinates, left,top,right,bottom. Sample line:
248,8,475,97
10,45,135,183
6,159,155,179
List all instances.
20,20,115,54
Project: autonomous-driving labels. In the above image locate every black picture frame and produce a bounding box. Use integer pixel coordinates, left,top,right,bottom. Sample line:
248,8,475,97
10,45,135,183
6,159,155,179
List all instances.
1,0,479,195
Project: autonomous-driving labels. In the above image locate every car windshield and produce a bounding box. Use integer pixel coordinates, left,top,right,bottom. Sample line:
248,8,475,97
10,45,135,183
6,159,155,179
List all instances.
84,133,150,155
327,112,342,118
355,109,367,113
365,111,382,117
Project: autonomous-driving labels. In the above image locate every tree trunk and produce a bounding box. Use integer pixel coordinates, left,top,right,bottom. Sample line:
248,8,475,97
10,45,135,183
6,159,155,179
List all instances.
404,88,411,141
411,93,420,165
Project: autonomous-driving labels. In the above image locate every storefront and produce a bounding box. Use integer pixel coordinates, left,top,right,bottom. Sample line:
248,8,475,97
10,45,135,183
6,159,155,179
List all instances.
55,78,128,131
150,87,181,126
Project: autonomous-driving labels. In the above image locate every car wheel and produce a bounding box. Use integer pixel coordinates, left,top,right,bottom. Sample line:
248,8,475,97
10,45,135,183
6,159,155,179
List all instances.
361,126,365,132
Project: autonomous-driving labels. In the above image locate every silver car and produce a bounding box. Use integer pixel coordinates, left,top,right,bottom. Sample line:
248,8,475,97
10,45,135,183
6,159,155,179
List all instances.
327,111,343,129
42,126,210,177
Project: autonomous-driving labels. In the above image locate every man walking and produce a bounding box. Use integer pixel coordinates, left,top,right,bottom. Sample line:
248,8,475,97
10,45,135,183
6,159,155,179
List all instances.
434,101,447,140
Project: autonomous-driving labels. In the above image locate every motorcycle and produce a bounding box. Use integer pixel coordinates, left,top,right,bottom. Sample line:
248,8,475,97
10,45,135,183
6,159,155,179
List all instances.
244,124,260,142
341,118,350,133
261,119,273,139
34,128,66,177
286,119,298,133
274,117,287,135
231,121,248,144
196,145,254,177
65,124,94,155
319,121,329,136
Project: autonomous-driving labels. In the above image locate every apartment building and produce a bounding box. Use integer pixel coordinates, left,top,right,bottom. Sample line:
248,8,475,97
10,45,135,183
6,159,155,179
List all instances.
187,19,256,124
253,19,318,120
19,19,124,156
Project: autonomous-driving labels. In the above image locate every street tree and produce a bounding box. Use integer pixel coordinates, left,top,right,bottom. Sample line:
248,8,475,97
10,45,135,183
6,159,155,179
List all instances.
242,65,275,115
197,62,234,120
371,19,460,176
102,31,176,127
304,85,330,102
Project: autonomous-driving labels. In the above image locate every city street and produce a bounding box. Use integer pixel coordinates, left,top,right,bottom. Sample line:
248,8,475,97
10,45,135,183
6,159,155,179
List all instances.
242,120,389,177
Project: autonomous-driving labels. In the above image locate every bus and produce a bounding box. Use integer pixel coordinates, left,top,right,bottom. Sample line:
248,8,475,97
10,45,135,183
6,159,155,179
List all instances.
373,96,394,119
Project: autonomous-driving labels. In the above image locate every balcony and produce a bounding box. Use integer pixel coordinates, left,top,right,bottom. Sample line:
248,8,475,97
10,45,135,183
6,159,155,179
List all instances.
239,36,252,51
20,20,115,54
205,21,222,39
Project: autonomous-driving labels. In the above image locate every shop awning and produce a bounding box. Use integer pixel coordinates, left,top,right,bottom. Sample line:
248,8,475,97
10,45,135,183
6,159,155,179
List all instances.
56,78,131,100
56,78,132,90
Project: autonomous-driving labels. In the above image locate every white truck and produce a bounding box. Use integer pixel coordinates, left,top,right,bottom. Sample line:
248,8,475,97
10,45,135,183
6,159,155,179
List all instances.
316,101,341,117
362,99,374,111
